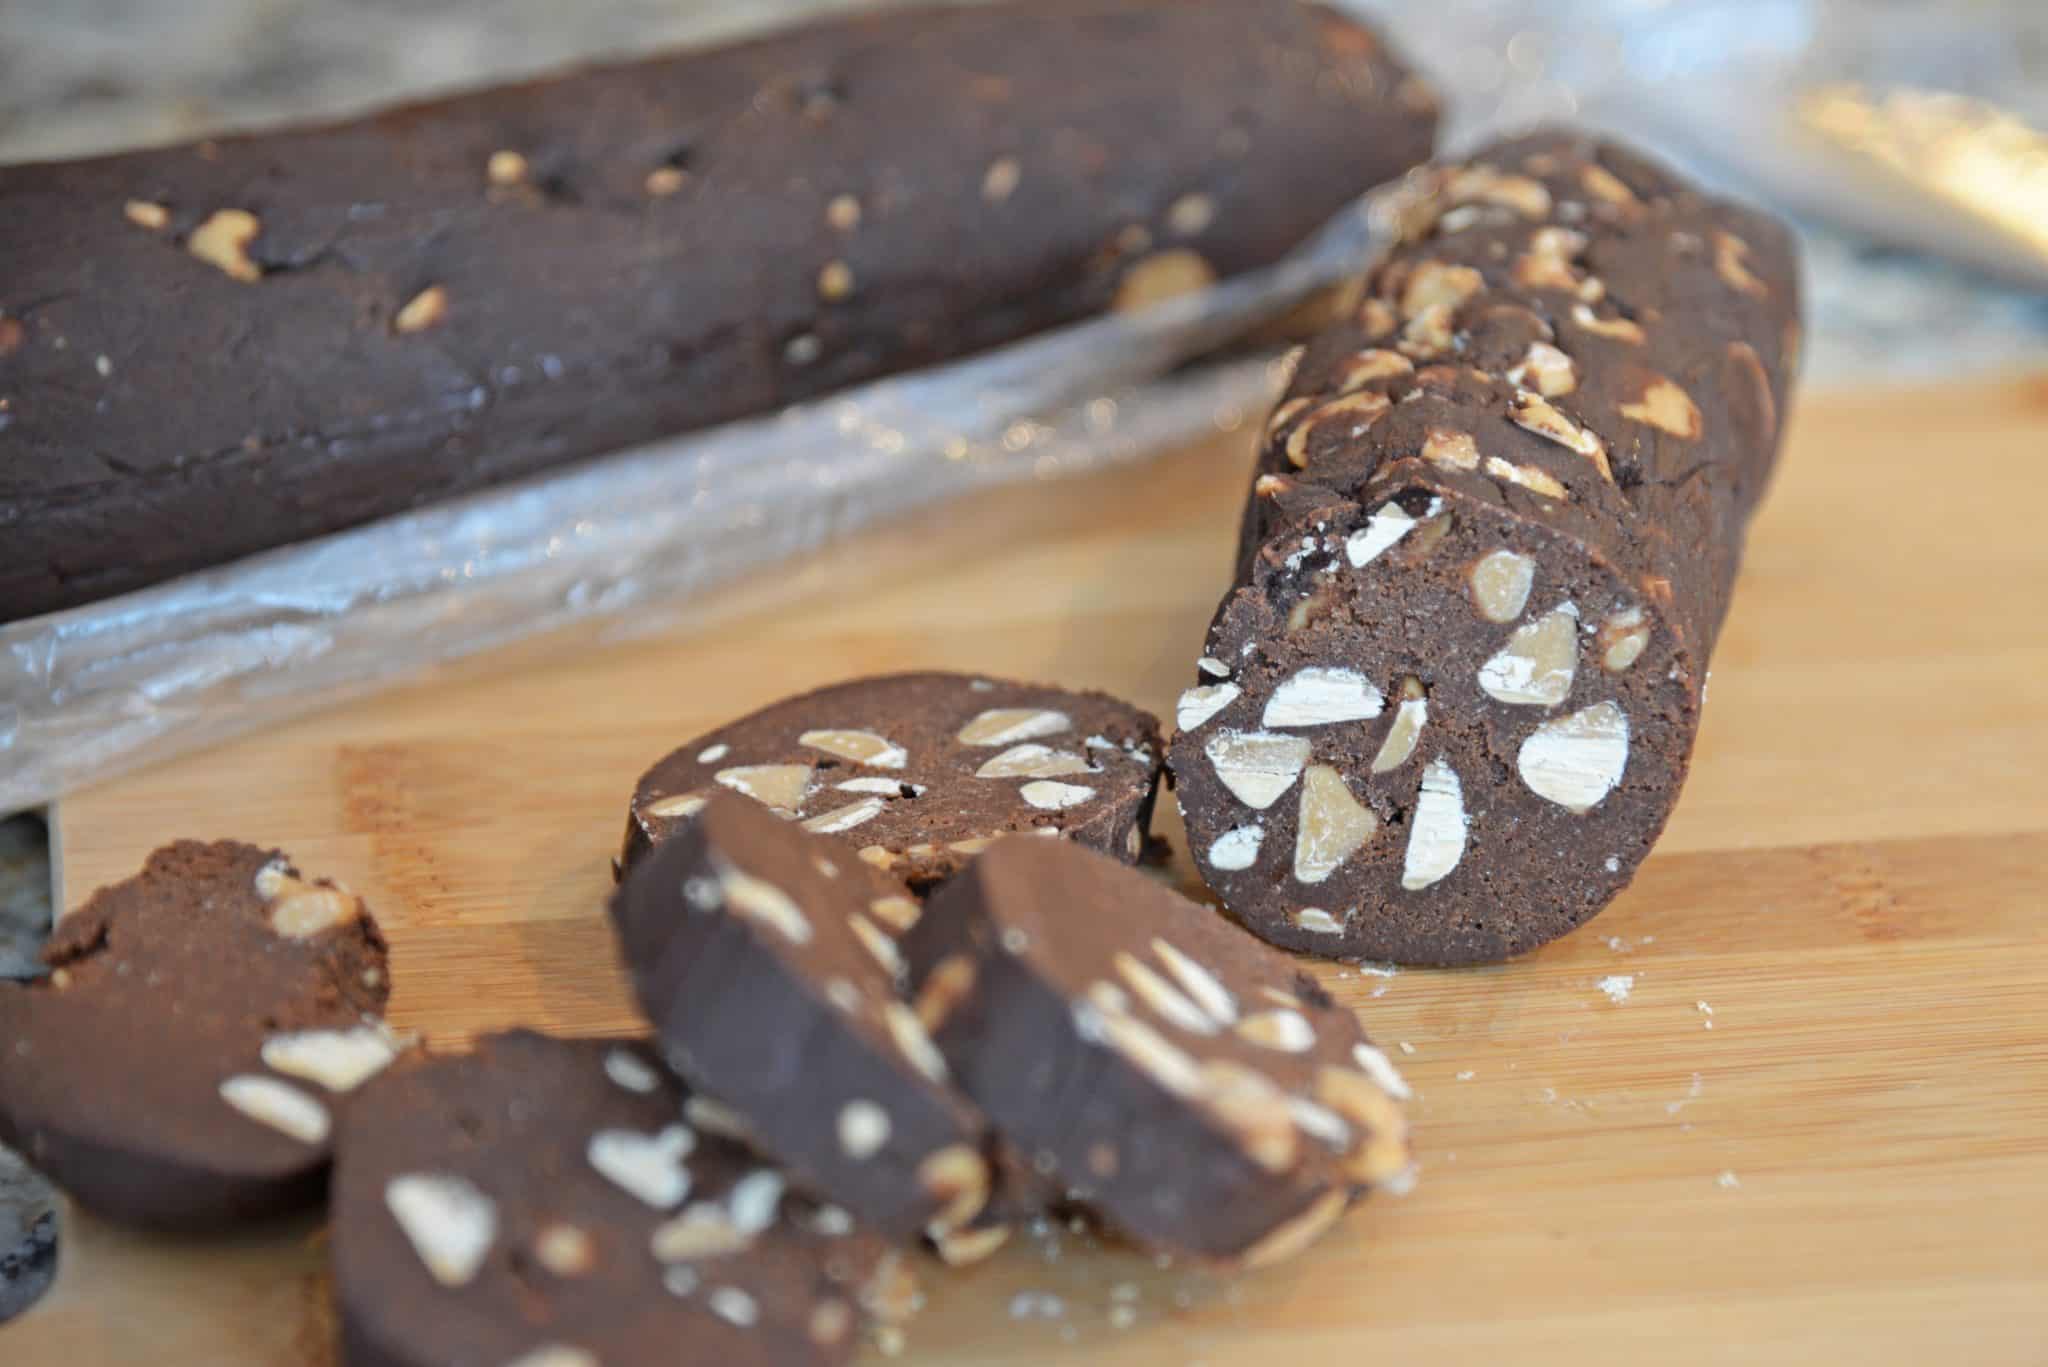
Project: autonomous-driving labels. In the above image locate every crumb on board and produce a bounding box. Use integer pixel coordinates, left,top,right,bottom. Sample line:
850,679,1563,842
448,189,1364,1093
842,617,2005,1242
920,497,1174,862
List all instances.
1596,973,1634,1003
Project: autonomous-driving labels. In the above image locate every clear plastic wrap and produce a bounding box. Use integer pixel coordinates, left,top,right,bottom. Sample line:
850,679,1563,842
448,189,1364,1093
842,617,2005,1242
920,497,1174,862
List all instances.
6,0,2047,809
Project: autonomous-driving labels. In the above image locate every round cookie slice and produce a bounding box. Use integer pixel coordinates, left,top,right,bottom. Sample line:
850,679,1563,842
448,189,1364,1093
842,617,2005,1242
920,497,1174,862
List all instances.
900,836,1414,1267
0,840,396,1230
334,1031,903,1367
610,793,1002,1253
620,672,1163,889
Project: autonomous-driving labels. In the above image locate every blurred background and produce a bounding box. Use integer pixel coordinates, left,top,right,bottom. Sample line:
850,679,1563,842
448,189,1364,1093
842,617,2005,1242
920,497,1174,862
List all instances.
3,0,2046,1326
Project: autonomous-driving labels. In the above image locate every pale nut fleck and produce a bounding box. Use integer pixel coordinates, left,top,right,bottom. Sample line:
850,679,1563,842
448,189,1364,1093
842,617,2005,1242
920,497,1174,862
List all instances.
486,150,528,186
393,285,450,335
849,913,904,979
504,1346,596,1367
817,260,855,302
1598,607,1650,672
684,1096,753,1141
799,728,905,768
1206,825,1263,871
1263,666,1384,727
856,844,897,870
709,1287,759,1328
1241,1189,1348,1269
1204,731,1311,809
981,156,1022,203
1284,391,1390,469
1293,765,1377,885
826,193,862,231
1151,937,1237,1025
1371,679,1428,773
187,208,263,282
957,708,1070,746
533,1223,596,1278
1469,549,1537,623
1020,780,1095,811
604,1047,662,1094
1087,1005,1205,1097
260,1023,406,1092
1346,500,1421,566
1198,1060,1298,1173
1235,1008,1317,1053
1114,950,1219,1035
1167,193,1217,237
868,895,922,933
946,836,996,855
1445,165,1554,219
1358,296,1398,339
650,1205,751,1261
715,763,812,812
645,793,706,820
1352,1041,1415,1101
1508,391,1613,481
1485,455,1569,499
1401,759,1468,890
915,954,976,1032
1113,249,1216,313
1580,163,1637,205
1333,348,1414,393
219,1075,331,1145
1176,683,1240,732
386,1174,497,1287
1293,907,1347,935
270,886,360,939
838,1099,892,1160
884,1001,949,1083
1399,261,1484,321
934,1225,1011,1266
801,798,886,835
975,743,1092,778
718,865,813,944
1715,231,1768,296
124,199,170,231
1569,302,1647,344
1264,395,1314,447
645,166,688,197
726,1169,786,1235
587,1125,694,1209
1422,428,1480,472
1517,700,1630,812
1316,1065,1412,1185
1512,225,1587,293
918,1143,991,1236
809,1298,856,1345
1619,376,1703,439
1478,604,1581,706
1507,340,1577,397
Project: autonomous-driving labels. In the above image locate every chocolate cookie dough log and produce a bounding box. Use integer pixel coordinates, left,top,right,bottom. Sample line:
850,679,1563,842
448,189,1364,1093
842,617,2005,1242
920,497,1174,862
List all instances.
611,793,1012,1260
0,840,397,1230
334,1032,905,1367
622,672,1164,890
0,0,1438,621
900,837,1412,1266
1173,129,1800,965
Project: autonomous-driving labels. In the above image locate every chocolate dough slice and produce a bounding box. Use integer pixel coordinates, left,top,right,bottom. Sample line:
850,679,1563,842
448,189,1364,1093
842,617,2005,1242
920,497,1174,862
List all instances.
333,1031,904,1367
900,836,1412,1267
0,840,395,1230
1171,129,1801,965
622,672,1162,890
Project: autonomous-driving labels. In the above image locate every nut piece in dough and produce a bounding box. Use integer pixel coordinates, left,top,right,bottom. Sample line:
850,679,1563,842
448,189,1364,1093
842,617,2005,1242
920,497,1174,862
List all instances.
1401,759,1468,891
1422,429,1480,472
1469,549,1536,623
1176,683,1240,732
1477,604,1580,706
386,1173,497,1287
1619,376,1704,439
1485,456,1569,500
1517,701,1630,812
187,209,263,282
1114,249,1216,313
974,744,1093,779
1293,766,1377,884
1204,731,1312,810
1207,826,1263,871
714,764,812,812
393,286,449,335
1262,667,1384,727
799,729,907,768
219,1075,331,1145
1507,341,1578,397
1508,392,1612,481
1371,679,1427,773
956,709,1071,746
1598,607,1650,672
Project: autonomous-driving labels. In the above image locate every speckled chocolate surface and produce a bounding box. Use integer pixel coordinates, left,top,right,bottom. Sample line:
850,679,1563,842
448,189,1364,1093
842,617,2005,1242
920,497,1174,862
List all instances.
333,1030,901,1367
611,794,1005,1253
622,672,1164,890
0,840,394,1230
0,0,1436,620
1172,130,1801,965
899,837,1411,1266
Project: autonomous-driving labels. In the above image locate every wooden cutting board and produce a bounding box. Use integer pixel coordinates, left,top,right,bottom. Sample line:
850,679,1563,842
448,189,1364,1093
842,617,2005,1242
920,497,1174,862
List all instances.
14,376,2048,1365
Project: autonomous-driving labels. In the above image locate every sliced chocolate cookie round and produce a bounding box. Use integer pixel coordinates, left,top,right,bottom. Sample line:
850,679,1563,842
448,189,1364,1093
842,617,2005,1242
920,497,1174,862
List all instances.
610,794,1007,1253
0,840,395,1230
620,672,1163,889
334,1031,901,1367
900,836,1413,1267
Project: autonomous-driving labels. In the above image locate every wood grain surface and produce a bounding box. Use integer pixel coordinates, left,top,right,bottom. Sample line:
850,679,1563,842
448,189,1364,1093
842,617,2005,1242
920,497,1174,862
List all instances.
12,376,2048,1364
